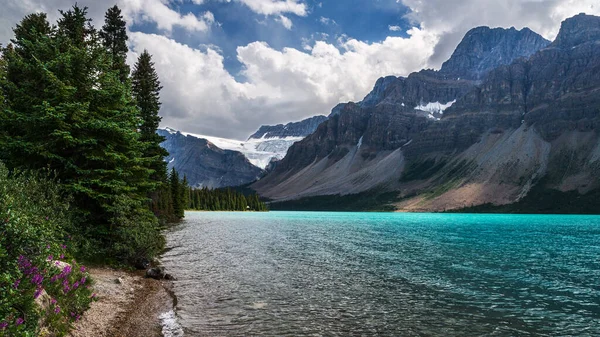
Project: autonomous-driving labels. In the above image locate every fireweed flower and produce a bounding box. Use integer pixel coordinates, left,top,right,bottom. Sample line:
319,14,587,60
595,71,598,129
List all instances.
13,279,20,289
59,254,65,259
51,298,57,305
34,288,43,299
0,322,7,329
80,266,86,272
54,306,60,314
47,255,53,261
15,318,24,326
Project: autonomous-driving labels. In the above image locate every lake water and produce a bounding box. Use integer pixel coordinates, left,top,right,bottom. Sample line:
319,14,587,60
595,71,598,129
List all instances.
161,211,600,336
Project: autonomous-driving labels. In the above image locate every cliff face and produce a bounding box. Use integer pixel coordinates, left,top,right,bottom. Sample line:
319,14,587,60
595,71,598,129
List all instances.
253,14,600,211
439,26,550,80
248,115,328,139
158,129,264,189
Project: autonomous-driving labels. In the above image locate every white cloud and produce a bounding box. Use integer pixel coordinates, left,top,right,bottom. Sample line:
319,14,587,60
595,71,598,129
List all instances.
119,0,215,32
398,0,600,67
129,28,437,138
2,0,600,140
275,15,293,29
236,0,307,16
319,17,336,25
388,25,401,31
0,0,215,45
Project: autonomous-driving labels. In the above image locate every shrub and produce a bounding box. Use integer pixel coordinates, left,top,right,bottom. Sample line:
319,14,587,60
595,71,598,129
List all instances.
0,163,94,336
109,195,165,265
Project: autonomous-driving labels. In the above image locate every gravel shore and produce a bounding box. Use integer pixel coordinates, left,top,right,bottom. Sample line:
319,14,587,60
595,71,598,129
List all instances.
68,267,175,337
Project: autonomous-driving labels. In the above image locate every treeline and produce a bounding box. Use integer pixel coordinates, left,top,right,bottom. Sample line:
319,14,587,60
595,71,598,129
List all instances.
187,187,268,212
0,4,181,264
0,4,187,334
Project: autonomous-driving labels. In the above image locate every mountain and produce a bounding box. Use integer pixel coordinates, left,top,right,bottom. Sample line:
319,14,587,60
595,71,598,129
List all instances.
158,128,264,189
158,115,328,188
253,14,600,212
249,115,328,139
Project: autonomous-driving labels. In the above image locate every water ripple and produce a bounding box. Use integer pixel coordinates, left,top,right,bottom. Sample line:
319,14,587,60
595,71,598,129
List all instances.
161,212,600,336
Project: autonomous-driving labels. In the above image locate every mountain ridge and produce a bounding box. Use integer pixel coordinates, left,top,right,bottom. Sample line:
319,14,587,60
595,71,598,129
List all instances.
253,14,600,212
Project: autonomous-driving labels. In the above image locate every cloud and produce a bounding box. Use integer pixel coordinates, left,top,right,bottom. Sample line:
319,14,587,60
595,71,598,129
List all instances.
319,17,336,25
275,15,293,29
0,0,215,45
119,0,215,32
398,0,600,68
128,28,437,139
388,25,401,31
236,0,307,16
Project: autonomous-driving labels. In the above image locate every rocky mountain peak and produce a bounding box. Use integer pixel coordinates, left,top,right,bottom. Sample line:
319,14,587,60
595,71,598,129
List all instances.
248,115,328,140
552,13,600,49
360,76,399,107
439,25,550,80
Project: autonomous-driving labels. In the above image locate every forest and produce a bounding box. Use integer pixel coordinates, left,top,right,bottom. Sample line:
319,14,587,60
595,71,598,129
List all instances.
187,187,268,212
0,4,184,335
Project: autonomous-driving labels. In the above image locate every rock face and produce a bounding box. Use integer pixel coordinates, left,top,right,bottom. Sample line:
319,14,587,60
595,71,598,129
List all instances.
253,14,600,211
158,129,264,189
249,115,328,139
439,26,550,80
159,115,329,188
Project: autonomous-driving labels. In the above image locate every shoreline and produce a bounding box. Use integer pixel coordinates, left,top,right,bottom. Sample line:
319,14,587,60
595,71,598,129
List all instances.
68,267,176,337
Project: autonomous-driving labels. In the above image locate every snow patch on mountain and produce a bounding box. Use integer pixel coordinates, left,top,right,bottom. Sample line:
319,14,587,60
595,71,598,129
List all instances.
161,127,302,169
414,100,457,121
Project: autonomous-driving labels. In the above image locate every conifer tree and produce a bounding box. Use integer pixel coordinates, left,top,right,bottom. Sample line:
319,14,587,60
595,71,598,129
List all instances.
170,168,184,218
0,5,159,261
99,5,130,83
132,50,169,186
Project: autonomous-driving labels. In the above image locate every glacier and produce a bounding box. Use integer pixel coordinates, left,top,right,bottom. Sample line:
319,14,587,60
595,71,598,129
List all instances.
161,127,303,169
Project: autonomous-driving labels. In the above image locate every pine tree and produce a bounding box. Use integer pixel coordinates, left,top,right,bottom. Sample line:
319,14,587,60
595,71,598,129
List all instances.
99,5,130,83
132,51,169,187
0,5,159,261
170,168,183,218
181,175,189,211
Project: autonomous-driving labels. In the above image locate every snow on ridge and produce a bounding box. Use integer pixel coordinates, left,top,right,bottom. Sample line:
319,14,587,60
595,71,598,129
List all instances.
159,127,303,169
414,99,457,114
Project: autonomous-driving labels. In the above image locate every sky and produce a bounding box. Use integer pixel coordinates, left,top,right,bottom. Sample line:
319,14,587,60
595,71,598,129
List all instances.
1,0,599,140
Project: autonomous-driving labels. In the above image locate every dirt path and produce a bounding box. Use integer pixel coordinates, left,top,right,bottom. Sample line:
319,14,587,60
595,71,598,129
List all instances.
69,268,174,337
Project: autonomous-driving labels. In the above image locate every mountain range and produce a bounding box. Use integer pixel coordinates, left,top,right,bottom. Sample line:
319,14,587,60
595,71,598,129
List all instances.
250,13,600,212
158,116,326,188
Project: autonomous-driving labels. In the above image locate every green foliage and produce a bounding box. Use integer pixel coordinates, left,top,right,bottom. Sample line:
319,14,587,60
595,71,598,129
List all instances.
169,168,185,218
109,196,165,264
99,5,130,83
132,50,168,184
0,4,168,264
0,163,94,336
187,187,268,212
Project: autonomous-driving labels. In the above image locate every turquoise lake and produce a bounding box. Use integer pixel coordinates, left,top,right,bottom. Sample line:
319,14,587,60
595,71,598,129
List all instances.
161,211,600,336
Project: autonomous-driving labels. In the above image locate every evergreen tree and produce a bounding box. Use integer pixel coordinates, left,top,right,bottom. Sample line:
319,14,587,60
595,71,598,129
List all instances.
99,5,130,83
132,51,169,188
0,5,160,261
170,168,184,218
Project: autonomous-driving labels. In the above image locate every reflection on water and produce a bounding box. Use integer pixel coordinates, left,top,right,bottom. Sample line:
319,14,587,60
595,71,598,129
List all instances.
161,212,600,336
